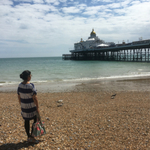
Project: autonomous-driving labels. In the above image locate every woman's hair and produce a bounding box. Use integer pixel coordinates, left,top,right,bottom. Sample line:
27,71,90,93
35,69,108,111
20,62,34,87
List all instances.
20,70,31,80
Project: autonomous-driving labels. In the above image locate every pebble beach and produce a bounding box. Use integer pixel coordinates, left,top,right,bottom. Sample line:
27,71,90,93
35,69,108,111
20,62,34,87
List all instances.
0,78,150,150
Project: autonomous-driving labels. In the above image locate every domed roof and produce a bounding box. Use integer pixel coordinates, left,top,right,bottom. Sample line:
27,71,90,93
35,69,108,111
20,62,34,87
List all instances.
91,29,96,35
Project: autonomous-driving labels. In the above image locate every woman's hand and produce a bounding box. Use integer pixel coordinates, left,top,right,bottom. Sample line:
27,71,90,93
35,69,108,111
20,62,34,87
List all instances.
37,108,40,113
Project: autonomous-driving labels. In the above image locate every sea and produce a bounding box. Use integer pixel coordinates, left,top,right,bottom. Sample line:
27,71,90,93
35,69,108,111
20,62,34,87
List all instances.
0,57,150,86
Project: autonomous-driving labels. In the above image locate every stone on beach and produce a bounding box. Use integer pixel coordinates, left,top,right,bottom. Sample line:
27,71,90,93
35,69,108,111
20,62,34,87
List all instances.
57,100,63,103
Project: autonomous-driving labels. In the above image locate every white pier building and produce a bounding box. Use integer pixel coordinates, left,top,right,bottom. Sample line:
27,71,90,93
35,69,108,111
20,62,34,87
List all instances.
74,29,115,51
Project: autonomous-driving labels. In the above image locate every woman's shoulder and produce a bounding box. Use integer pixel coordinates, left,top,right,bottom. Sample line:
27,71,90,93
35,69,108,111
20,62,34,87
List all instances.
29,83,37,93
29,83,36,91
29,83,35,87
18,82,34,89
18,82,23,87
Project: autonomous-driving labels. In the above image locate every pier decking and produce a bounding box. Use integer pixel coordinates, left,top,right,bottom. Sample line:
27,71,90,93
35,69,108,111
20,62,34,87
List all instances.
63,43,150,62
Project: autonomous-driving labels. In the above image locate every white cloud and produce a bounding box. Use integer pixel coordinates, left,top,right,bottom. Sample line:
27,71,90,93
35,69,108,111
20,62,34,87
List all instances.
33,0,44,3
92,0,113,3
59,0,67,2
83,5,105,15
62,6,81,13
107,3,121,9
78,4,87,10
45,0,60,5
0,0,150,57
13,0,33,2
130,0,141,5
0,0,13,5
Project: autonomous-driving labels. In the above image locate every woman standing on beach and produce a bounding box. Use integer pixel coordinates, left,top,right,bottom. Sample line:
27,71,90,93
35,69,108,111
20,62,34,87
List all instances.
17,70,39,143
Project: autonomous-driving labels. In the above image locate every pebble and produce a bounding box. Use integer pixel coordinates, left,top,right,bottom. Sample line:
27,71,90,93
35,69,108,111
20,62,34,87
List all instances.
57,100,63,103
57,103,63,107
0,92,150,149
0,141,3,143
46,117,50,120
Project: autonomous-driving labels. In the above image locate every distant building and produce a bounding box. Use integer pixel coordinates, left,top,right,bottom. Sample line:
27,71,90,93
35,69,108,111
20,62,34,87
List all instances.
74,29,115,51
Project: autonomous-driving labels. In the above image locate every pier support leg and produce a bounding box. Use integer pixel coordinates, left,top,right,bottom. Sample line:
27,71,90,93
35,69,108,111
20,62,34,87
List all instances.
145,48,146,62
148,48,150,62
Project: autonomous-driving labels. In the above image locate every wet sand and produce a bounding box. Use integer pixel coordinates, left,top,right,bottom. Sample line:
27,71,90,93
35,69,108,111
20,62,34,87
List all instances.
0,78,150,149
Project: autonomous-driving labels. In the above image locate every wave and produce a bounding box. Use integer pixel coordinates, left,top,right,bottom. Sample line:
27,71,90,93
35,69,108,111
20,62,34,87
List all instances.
1,72,150,86
63,73,150,82
0,81,19,86
0,79,62,86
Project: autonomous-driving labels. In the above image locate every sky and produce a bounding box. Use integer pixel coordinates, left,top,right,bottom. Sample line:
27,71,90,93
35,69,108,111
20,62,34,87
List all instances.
0,0,150,58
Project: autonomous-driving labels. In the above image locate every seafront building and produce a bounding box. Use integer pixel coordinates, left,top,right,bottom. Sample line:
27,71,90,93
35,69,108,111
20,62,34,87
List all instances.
74,29,115,50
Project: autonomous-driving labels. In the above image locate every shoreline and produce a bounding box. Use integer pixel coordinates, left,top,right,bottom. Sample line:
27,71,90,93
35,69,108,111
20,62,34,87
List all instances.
1,76,150,93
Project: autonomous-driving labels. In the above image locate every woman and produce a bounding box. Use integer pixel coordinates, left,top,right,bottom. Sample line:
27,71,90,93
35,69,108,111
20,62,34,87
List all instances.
17,70,39,143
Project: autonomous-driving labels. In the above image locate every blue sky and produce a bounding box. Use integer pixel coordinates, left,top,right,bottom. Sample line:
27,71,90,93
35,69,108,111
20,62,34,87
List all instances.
0,0,150,58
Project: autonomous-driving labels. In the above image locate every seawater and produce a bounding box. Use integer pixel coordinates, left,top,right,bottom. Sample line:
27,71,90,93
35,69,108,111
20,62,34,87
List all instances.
0,57,150,86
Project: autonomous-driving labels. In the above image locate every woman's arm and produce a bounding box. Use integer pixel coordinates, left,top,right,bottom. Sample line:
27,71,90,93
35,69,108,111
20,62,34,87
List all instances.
18,95,21,105
32,94,39,113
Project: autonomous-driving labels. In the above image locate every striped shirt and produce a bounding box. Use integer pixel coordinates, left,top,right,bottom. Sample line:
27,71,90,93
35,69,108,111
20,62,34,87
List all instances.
17,83,37,120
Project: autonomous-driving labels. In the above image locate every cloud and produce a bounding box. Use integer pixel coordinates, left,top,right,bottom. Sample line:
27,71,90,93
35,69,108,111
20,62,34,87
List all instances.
0,0,150,57
92,0,113,3
61,6,81,13
83,5,105,15
33,0,44,3
45,0,60,5
0,0,13,5
107,2,121,8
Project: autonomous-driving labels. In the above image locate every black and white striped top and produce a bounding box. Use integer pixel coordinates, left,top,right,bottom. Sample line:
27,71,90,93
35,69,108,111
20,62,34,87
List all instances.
17,83,37,120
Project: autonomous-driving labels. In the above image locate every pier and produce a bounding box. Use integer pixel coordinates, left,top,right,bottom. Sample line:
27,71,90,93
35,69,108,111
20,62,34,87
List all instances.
62,43,150,62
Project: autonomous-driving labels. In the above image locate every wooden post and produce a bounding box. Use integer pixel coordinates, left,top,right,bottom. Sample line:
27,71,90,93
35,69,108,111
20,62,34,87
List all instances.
130,50,131,61
127,50,128,61
137,50,138,62
124,50,125,61
148,48,149,62
141,49,142,62
117,51,118,61
133,49,135,61
145,48,146,62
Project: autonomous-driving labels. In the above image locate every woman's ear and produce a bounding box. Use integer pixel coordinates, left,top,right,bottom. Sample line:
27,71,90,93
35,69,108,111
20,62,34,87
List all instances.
27,75,31,81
